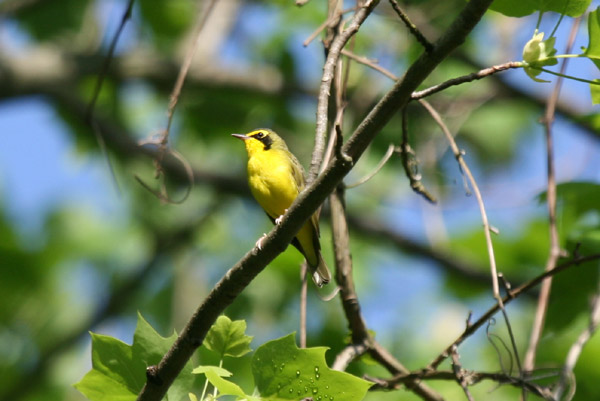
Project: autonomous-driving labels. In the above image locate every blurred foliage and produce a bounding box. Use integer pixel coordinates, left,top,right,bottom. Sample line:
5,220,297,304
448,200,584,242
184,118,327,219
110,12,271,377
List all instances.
0,0,599,401
14,0,92,41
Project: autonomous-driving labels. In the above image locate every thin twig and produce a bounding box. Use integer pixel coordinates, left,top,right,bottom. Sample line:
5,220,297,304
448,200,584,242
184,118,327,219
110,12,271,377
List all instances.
368,368,554,399
320,104,346,175
451,346,475,401
302,7,358,47
332,343,369,371
346,143,396,188
368,342,445,401
136,0,216,203
336,52,439,200
85,0,135,196
411,61,523,99
486,319,514,376
134,148,194,204
388,0,434,52
320,11,349,176
308,0,378,182
419,98,524,385
164,0,216,143
427,253,600,371
86,0,135,120
418,99,501,298
299,263,308,348
554,293,600,400
341,48,398,80
401,106,437,203
523,17,580,374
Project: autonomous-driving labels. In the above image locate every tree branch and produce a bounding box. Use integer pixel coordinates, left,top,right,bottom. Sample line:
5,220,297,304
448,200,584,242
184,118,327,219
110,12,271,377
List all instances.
368,368,553,399
388,0,433,52
411,61,523,99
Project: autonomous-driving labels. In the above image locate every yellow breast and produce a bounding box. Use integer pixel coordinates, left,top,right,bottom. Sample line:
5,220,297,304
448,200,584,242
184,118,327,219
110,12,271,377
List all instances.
247,148,299,219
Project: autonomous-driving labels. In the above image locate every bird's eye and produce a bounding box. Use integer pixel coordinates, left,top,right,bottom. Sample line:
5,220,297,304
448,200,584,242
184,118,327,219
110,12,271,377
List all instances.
255,132,264,139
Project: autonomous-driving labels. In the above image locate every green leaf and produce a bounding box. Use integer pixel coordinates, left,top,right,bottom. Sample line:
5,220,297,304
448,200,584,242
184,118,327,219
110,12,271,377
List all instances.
75,313,194,401
590,80,600,104
74,369,137,401
522,32,558,82
74,333,144,400
252,334,372,401
192,365,233,377
584,7,600,69
490,0,591,17
204,371,247,397
192,365,259,400
204,316,253,358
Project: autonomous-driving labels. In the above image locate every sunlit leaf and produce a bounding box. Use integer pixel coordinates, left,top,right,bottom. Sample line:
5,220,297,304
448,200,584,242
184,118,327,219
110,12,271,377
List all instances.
204,315,253,358
252,334,372,401
75,313,194,401
591,80,600,104
584,7,600,70
192,365,233,377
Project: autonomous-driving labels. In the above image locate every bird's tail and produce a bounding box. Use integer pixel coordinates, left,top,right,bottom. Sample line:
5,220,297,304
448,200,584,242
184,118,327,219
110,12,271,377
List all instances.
309,253,331,287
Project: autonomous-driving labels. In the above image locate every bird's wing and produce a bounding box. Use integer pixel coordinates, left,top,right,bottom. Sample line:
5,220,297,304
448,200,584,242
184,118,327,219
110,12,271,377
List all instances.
287,150,306,192
287,151,322,242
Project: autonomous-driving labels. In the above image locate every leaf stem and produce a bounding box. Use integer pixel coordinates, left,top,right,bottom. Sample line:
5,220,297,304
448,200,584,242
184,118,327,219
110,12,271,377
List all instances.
212,359,223,398
539,53,582,61
549,2,569,38
535,66,600,85
199,375,209,401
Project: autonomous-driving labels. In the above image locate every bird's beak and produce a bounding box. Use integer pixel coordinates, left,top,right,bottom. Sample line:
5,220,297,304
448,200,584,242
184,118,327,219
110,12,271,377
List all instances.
231,133,250,141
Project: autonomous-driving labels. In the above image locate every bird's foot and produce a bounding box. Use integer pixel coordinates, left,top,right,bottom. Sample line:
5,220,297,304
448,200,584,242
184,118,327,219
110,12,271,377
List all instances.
275,210,288,225
255,233,268,250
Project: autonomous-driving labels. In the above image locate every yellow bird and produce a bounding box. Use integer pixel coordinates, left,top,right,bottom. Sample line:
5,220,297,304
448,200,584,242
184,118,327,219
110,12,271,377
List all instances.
232,128,331,287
